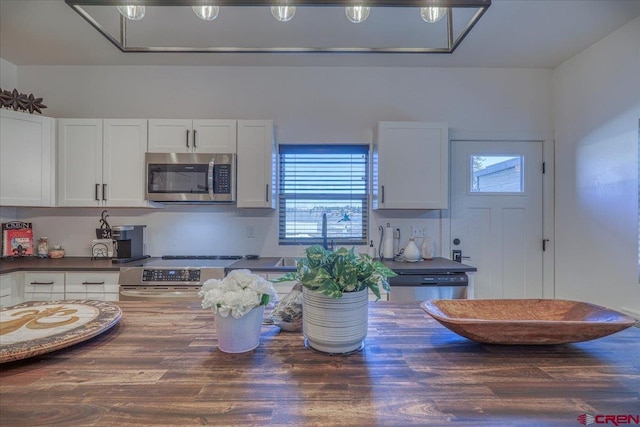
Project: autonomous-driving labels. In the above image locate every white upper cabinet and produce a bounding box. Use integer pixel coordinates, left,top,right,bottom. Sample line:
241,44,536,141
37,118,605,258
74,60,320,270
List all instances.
236,120,275,208
374,122,449,209
0,110,56,206
102,120,148,206
148,119,237,153
57,119,148,207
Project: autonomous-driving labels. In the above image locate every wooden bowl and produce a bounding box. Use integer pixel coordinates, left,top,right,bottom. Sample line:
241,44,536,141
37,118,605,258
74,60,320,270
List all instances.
48,249,65,258
421,299,636,345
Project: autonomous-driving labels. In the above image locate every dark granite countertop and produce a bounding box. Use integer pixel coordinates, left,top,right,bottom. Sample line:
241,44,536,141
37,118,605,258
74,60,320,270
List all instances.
227,256,476,274
1,255,475,275
226,257,292,273
0,257,160,274
382,257,477,274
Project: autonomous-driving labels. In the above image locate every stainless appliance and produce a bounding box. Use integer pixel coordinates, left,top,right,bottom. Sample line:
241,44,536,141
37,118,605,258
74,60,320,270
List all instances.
145,153,236,203
118,255,242,301
112,225,148,264
388,273,468,302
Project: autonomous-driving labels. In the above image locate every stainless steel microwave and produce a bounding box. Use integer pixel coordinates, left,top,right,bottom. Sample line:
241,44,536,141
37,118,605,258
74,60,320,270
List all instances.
145,153,236,203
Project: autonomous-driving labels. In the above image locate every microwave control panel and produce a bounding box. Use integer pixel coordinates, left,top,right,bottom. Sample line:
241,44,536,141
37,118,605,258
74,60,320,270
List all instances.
142,269,201,282
214,164,232,194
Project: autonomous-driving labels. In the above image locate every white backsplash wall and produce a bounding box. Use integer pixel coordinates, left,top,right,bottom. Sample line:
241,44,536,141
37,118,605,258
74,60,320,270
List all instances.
13,206,445,259
371,210,444,259
15,206,275,257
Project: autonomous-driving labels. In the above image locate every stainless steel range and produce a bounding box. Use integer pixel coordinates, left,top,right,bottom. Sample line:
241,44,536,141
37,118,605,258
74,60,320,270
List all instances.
118,255,242,301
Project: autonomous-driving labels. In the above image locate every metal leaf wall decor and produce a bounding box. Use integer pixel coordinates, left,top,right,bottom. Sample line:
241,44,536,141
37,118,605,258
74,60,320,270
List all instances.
0,88,47,114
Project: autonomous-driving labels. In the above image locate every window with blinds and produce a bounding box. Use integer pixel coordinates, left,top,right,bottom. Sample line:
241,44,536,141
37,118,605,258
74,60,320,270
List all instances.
278,144,369,246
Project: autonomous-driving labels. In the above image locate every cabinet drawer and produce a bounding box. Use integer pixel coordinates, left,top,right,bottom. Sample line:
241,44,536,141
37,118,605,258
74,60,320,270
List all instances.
65,272,119,293
0,293,13,307
24,272,65,293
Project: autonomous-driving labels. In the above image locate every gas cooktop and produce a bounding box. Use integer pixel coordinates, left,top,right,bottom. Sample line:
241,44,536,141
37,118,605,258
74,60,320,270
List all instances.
141,256,243,269
161,255,243,260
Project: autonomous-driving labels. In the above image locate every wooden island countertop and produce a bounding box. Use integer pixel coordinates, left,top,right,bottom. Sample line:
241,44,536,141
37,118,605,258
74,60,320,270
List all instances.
1,301,638,426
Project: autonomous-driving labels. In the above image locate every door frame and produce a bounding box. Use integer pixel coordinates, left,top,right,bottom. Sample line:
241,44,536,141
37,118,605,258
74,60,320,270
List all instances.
445,130,555,299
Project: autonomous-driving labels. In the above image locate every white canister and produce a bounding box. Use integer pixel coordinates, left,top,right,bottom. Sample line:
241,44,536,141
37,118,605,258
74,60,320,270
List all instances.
421,236,435,260
403,238,421,262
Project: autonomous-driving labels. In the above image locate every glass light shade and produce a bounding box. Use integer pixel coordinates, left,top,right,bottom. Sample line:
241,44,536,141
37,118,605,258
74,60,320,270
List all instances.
420,7,447,23
192,5,219,21
116,5,145,21
271,5,296,22
345,5,370,24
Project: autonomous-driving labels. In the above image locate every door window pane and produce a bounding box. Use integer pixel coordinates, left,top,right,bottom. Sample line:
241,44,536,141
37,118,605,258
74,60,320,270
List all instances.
471,155,523,193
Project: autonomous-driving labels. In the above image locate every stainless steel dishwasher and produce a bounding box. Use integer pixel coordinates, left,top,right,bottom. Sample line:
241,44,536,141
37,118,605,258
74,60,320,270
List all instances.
388,272,468,302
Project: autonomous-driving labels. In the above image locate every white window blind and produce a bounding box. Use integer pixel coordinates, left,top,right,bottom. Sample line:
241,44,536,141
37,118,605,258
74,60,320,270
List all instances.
278,144,369,246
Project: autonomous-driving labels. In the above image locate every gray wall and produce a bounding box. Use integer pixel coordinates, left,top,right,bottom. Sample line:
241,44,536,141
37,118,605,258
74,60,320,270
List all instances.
552,16,640,316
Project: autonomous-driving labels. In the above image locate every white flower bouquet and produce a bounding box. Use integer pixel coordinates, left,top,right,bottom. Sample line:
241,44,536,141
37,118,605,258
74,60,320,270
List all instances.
199,269,277,319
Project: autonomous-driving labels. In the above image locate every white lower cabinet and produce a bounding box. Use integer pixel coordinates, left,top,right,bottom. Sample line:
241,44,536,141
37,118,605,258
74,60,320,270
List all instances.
0,272,23,307
65,272,120,301
23,272,65,301
18,271,119,302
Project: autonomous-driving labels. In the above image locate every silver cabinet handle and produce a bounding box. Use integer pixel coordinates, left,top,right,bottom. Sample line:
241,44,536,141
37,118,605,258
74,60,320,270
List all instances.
381,185,385,203
30,281,54,285
265,184,269,202
193,129,197,148
82,281,106,285
102,183,107,201
95,183,100,201
186,129,190,148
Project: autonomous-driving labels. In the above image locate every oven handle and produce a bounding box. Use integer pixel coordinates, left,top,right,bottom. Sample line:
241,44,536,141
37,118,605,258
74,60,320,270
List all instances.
208,158,215,199
119,289,199,299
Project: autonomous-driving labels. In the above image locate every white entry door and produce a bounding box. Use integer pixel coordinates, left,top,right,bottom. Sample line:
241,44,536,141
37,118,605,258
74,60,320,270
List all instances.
450,140,544,299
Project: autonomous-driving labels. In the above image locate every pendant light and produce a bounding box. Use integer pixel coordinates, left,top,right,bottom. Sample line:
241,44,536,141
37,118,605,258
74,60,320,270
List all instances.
345,5,370,24
116,5,145,21
420,6,446,23
193,5,220,21
271,4,296,22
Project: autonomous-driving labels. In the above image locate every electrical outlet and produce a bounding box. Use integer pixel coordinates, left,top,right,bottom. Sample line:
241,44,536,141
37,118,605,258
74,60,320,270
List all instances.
411,226,424,238
246,225,255,238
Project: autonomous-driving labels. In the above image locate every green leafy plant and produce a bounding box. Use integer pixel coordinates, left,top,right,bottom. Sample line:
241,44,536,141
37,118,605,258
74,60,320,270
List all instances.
273,245,397,300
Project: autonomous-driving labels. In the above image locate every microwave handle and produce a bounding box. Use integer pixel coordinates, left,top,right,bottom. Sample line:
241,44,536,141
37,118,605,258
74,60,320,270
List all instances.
208,158,215,198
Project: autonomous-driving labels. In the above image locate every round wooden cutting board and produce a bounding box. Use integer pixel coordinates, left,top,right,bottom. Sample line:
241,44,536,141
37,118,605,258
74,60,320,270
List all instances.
0,300,122,363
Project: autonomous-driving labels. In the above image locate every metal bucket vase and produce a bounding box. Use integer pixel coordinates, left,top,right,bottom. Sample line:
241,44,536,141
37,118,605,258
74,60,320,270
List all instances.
302,288,369,354
214,305,265,353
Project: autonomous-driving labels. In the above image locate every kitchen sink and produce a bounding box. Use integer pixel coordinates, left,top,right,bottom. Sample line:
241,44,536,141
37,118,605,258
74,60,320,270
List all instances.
276,257,299,267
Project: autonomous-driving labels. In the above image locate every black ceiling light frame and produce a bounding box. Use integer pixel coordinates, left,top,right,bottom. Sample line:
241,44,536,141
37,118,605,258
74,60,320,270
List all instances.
65,0,491,54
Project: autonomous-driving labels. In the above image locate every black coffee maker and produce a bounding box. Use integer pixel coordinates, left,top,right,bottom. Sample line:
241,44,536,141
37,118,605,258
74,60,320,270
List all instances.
111,225,148,263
